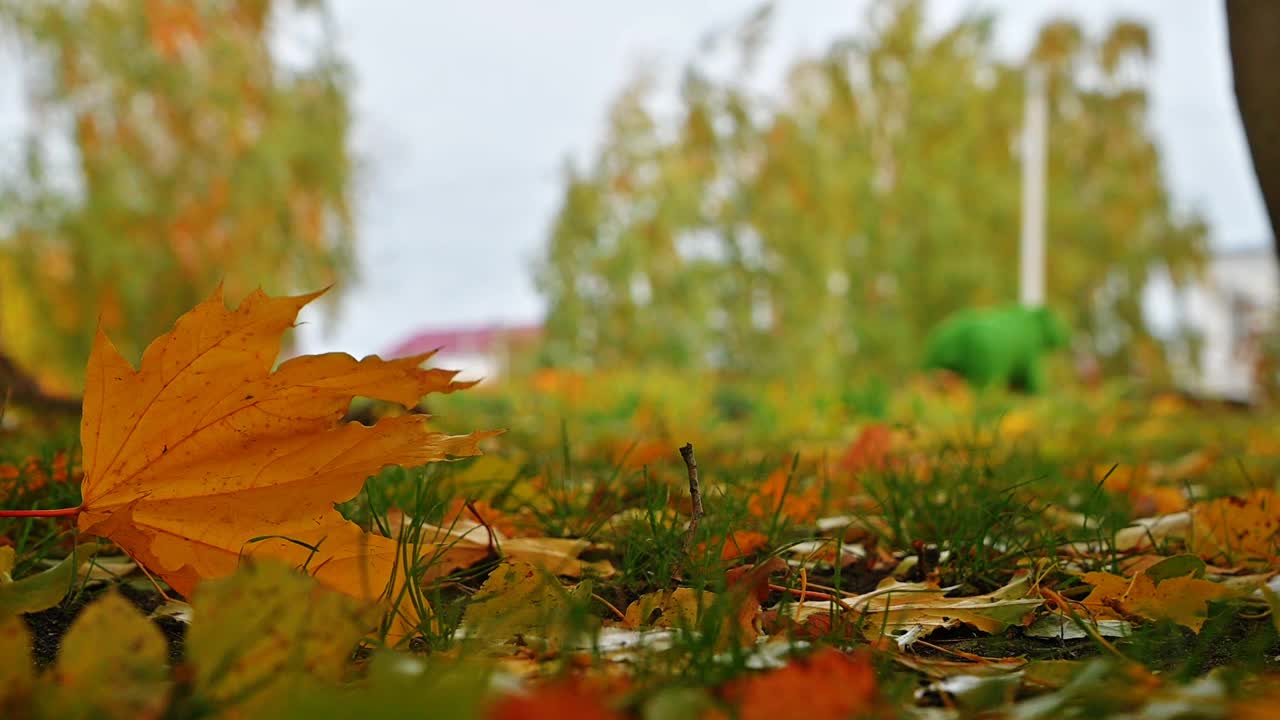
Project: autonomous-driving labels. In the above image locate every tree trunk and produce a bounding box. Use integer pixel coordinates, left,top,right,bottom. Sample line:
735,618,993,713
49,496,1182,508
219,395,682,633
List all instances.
1226,0,1280,255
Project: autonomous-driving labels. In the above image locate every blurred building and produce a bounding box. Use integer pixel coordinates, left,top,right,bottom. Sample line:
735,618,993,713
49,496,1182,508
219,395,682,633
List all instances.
1181,245,1278,402
385,325,541,382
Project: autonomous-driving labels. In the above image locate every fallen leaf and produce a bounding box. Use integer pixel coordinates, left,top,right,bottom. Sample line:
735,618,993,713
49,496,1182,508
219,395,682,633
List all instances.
1112,512,1191,553
443,458,523,504
442,496,524,538
0,543,98,617
1189,490,1279,567
926,672,1022,713
408,517,614,582
1024,613,1132,640
0,615,34,712
780,538,864,568
1080,563,1236,632
186,560,371,711
75,287,492,620
748,467,820,524
624,587,712,630
855,575,1042,644
893,653,1027,680
460,560,592,651
839,424,894,474
503,537,615,578
148,599,193,624
403,517,497,583
49,590,169,719
720,649,878,720
703,530,769,561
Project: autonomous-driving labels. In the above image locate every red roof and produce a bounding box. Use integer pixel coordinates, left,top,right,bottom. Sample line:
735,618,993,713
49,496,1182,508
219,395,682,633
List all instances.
385,324,541,359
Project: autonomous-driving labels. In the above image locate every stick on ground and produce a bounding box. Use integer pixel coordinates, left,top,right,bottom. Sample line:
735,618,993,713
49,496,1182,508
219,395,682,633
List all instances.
679,442,704,559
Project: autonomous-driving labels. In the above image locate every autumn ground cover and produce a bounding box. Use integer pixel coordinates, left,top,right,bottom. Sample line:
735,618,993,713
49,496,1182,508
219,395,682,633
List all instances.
0,290,1278,719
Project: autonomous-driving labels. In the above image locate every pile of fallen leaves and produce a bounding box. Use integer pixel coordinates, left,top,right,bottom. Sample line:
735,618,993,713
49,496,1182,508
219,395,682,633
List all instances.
0,287,1278,719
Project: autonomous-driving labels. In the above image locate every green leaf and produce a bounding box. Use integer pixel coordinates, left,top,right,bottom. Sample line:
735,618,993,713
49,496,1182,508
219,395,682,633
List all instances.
1144,554,1206,583
0,543,98,618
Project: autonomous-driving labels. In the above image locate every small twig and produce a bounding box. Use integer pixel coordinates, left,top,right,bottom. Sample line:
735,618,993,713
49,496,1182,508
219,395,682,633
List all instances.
131,553,175,601
768,583,855,613
464,499,501,554
591,592,627,622
679,443,704,559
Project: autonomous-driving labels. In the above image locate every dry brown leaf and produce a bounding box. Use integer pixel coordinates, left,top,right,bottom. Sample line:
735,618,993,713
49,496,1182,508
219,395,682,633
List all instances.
501,537,615,579
405,517,614,582
777,576,1042,647
75,287,493,616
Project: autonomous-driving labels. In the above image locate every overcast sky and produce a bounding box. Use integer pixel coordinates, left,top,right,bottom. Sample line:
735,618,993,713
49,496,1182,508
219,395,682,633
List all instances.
2,2,1268,358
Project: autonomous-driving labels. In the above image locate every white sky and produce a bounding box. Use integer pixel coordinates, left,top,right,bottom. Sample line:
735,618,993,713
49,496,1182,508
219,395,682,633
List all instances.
1,2,1269,358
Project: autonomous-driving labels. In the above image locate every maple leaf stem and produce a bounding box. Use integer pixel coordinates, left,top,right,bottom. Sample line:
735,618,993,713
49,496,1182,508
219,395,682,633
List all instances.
0,505,81,518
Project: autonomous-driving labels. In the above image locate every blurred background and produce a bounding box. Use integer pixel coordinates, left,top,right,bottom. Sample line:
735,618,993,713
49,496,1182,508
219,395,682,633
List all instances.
0,0,1275,426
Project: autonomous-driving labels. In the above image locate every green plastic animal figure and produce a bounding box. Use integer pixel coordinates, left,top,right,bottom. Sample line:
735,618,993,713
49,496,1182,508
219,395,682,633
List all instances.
923,304,1070,394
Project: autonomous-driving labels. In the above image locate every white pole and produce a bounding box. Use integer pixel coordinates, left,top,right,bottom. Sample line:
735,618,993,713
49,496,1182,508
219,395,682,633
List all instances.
1020,64,1048,307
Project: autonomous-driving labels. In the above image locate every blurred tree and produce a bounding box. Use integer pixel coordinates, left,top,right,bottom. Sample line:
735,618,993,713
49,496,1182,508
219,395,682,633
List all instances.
535,0,1205,384
0,0,353,391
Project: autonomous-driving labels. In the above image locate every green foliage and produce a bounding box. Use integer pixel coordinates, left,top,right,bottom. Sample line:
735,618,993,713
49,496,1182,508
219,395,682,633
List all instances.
535,0,1205,383
0,0,354,389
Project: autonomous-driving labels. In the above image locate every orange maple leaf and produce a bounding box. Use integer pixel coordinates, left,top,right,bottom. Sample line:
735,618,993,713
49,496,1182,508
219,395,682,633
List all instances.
748,468,820,524
720,648,879,720
75,287,493,612
1080,567,1234,633
1189,490,1279,567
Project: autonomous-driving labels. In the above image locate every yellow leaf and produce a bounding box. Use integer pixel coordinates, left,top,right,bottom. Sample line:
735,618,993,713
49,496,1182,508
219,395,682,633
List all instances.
0,615,34,713
1081,568,1235,633
501,537,616,579
75,287,494,620
1189,490,1280,567
50,590,169,719
187,560,371,711
460,560,591,650
624,588,714,630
